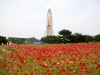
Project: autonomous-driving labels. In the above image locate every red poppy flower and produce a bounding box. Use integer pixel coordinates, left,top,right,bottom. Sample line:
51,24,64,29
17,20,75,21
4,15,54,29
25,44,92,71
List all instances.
60,69,66,73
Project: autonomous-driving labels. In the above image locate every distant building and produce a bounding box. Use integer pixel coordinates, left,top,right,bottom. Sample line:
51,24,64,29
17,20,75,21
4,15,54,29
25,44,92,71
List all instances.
8,37,42,44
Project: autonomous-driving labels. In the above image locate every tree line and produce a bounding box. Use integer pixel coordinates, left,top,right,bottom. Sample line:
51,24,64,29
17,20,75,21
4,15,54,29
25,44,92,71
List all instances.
0,29,100,44
41,29,100,44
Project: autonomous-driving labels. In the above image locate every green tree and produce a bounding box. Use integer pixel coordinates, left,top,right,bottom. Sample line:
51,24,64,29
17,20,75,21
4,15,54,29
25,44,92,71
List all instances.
41,36,61,44
94,34,100,42
84,35,93,42
73,33,86,43
69,34,77,43
0,36,8,45
59,29,72,43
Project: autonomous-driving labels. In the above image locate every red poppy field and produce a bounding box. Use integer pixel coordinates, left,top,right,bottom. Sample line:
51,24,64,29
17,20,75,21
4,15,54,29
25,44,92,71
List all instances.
0,43,100,75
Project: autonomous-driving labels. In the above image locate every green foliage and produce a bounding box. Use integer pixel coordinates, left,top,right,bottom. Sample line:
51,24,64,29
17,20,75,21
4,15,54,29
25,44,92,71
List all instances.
94,34,100,42
69,33,94,43
41,29,100,44
59,29,72,36
58,29,72,43
72,33,86,43
0,36,7,45
41,36,62,44
84,35,93,42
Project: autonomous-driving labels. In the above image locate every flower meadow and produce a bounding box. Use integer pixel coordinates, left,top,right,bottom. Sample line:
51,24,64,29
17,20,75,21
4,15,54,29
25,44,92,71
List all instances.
0,43,100,75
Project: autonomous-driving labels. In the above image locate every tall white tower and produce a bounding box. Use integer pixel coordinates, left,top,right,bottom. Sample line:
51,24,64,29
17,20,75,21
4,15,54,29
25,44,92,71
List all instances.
45,9,54,36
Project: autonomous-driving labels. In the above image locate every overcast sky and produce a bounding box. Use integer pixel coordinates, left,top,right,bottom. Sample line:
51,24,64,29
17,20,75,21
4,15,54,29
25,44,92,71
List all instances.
0,0,100,39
